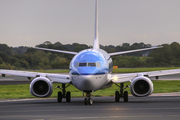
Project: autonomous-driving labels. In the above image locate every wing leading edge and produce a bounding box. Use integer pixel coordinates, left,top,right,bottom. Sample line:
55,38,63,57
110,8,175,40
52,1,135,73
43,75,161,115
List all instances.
111,69,180,83
0,69,71,83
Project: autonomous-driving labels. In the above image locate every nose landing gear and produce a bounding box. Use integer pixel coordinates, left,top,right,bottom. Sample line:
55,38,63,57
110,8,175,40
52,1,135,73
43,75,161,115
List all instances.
84,92,93,105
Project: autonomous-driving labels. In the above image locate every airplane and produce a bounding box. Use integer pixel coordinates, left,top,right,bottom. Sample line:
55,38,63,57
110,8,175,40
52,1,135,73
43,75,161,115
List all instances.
1,0,180,105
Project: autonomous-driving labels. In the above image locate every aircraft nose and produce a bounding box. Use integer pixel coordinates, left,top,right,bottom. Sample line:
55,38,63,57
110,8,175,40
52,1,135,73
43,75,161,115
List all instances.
81,77,94,90
78,75,102,91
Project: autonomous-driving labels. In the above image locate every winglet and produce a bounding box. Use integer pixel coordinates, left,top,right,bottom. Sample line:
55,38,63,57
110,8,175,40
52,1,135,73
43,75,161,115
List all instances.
93,0,99,50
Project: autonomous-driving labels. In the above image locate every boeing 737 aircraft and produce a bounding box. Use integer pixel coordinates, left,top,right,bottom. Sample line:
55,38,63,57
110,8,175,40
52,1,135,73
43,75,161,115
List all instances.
1,0,180,105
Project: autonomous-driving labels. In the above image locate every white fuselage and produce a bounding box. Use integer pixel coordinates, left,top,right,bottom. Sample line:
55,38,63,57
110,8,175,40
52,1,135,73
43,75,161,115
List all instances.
69,49,113,92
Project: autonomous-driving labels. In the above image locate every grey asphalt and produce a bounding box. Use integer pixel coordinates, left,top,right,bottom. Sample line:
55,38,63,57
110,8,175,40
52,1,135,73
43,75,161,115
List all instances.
1,95,180,120
1,75,180,120
0,76,30,85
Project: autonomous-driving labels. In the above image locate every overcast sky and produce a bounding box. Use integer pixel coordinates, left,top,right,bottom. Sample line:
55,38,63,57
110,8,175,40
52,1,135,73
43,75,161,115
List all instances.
0,0,180,47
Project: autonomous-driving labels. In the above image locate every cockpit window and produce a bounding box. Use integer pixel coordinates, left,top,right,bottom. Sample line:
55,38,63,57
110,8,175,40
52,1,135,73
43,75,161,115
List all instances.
96,62,101,68
79,63,87,67
75,62,79,68
88,63,96,67
76,62,101,68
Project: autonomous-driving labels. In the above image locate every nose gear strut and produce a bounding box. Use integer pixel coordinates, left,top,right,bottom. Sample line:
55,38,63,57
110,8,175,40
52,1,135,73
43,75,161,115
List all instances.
84,92,93,105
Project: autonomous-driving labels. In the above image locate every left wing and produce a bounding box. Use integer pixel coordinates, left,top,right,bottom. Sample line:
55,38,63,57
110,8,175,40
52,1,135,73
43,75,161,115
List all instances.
0,69,71,83
111,69,180,83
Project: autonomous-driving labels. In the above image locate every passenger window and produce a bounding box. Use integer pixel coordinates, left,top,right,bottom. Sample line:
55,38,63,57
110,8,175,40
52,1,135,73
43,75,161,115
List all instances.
88,63,96,67
79,63,87,67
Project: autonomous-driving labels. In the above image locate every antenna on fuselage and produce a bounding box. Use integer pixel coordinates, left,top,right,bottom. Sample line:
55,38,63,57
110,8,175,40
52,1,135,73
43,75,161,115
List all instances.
93,0,99,50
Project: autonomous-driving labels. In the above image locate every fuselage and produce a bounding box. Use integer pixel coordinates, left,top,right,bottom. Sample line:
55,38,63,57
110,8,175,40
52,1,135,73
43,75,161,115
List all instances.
69,48,113,92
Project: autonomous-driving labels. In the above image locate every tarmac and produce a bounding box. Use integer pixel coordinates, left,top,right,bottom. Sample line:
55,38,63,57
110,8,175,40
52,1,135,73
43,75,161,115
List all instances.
0,74,180,120
1,95,180,120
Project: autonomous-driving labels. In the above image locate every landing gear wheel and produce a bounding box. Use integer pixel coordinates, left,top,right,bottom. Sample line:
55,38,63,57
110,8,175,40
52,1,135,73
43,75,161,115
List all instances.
88,98,93,105
57,91,62,103
66,91,71,102
115,83,130,103
115,91,120,102
124,91,128,102
84,98,88,105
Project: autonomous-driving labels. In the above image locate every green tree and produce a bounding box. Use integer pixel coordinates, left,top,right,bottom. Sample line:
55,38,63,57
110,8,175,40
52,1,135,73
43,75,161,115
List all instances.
51,57,69,69
0,52,10,63
13,61,22,69
30,51,50,69
0,44,14,56
0,57,3,64
149,44,173,66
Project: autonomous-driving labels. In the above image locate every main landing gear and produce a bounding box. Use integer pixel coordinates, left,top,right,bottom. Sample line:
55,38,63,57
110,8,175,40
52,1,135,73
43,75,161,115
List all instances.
115,83,129,102
56,83,71,103
84,92,93,105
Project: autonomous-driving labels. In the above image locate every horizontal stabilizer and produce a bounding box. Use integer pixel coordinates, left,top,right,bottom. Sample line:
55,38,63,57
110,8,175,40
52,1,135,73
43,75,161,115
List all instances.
109,46,162,56
34,47,77,55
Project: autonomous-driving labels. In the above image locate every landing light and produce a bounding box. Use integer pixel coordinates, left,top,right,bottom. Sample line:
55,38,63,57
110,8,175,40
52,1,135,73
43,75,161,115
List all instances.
113,76,118,81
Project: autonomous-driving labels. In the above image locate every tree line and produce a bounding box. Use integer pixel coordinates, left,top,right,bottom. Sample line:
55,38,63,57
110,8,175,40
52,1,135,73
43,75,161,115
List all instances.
0,41,180,69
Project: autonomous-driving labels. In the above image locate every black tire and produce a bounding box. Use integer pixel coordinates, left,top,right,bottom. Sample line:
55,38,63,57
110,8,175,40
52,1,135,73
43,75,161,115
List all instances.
58,91,62,103
115,91,120,102
84,98,88,105
124,91,128,102
66,91,71,102
88,98,93,105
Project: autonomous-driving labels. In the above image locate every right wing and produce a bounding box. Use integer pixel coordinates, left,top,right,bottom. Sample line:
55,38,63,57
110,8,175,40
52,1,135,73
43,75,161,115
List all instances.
0,69,71,84
111,69,180,83
141,69,180,78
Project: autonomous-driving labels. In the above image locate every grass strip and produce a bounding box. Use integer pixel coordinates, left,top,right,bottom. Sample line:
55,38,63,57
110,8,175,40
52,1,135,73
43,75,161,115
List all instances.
0,80,180,99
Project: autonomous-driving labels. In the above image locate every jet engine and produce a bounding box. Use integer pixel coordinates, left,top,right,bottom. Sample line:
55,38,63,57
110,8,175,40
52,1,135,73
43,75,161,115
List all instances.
130,75,153,97
30,77,53,97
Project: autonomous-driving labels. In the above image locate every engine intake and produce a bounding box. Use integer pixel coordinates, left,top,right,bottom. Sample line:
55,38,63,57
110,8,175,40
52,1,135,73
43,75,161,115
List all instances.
30,77,53,97
130,76,153,97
